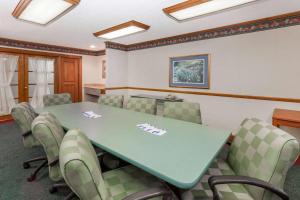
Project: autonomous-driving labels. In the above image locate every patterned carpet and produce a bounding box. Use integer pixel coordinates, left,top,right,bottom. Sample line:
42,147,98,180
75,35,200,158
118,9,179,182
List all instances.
0,121,299,200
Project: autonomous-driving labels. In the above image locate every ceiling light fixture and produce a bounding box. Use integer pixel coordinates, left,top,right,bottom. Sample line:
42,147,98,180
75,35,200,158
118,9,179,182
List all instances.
93,20,150,40
12,0,80,25
163,0,257,21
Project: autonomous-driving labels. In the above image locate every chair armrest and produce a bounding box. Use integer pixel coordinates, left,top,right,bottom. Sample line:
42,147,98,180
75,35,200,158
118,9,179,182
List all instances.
208,175,289,200
122,186,173,200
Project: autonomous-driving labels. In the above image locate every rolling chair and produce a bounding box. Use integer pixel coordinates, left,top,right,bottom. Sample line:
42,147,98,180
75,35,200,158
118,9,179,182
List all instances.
31,112,65,183
98,94,124,108
163,102,202,124
126,97,156,115
11,102,47,182
43,93,72,107
181,118,299,200
59,129,175,200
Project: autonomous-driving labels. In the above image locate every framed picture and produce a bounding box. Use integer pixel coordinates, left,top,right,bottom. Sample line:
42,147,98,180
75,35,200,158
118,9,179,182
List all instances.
169,54,210,89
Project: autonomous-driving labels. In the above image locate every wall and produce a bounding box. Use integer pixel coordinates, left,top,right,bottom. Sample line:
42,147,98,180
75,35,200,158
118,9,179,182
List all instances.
105,49,128,96
108,25,300,140
82,55,106,85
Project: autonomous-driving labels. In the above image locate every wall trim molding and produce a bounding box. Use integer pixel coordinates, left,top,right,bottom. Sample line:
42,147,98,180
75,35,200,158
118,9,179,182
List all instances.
105,86,300,103
105,10,300,51
0,37,106,56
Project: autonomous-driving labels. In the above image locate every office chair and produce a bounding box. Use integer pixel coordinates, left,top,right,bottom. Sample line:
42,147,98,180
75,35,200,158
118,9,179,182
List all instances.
59,129,175,200
126,97,156,114
98,94,124,108
43,93,72,107
181,118,299,200
163,102,202,124
11,102,47,182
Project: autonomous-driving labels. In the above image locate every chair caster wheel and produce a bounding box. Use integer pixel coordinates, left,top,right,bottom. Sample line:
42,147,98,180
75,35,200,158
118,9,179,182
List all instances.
49,187,57,194
23,163,30,169
27,174,36,182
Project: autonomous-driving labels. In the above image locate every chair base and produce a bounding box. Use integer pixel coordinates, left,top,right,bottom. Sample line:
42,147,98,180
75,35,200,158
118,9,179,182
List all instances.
27,160,48,182
23,156,47,169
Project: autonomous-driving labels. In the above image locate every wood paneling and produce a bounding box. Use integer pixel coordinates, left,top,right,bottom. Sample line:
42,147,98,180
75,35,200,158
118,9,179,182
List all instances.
105,86,300,103
58,57,82,102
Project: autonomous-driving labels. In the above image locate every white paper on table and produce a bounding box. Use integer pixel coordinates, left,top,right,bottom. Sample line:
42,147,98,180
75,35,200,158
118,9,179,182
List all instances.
82,111,102,119
136,123,166,136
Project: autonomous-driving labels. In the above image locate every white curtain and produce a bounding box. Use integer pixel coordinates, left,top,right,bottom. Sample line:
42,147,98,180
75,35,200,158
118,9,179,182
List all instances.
30,57,54,108
0,54,18,116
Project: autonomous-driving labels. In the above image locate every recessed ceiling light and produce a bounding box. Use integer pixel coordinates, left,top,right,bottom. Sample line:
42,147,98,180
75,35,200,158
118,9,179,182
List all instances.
163,0,257,21
90,45,96,49
93,20,150,40
12,0,80,25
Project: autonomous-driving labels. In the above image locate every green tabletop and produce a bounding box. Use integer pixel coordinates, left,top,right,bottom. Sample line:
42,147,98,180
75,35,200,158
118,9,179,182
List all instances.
37,102,230,189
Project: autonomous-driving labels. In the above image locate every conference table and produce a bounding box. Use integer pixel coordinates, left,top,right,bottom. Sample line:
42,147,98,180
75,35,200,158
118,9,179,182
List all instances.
37,102,230,190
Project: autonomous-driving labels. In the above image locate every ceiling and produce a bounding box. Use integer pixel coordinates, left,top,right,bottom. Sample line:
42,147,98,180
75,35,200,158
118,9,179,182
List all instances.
1,0,300,51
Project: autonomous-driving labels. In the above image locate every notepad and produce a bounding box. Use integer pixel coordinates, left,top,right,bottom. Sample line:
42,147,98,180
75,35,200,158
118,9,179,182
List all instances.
82,111,101,119
137,123,166,136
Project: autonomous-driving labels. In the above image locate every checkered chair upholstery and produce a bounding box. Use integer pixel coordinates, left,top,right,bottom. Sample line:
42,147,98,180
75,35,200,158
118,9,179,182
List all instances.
43,93,72,107
60,129,165,200
181,118,299,200
163,102,202,124
32,112,65,181
11,102,40,148
126,97,156,115
98,94,124,108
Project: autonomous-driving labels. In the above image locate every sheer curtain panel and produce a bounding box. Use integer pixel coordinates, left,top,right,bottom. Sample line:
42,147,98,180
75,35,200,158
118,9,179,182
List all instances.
0,54,18,116
30,57,54,108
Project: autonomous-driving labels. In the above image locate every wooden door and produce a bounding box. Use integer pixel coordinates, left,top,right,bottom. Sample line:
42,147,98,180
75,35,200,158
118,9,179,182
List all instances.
58,57,82,102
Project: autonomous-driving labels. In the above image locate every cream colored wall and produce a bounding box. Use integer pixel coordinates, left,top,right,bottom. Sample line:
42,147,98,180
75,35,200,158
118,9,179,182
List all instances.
106,25,300,140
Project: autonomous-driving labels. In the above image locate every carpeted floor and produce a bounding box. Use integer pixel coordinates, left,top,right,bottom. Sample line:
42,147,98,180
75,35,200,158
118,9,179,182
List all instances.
0,121,299,200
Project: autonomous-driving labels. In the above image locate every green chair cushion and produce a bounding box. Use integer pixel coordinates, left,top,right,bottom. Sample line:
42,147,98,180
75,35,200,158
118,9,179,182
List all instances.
103,165,163,200
163,102,202,124
228,118,300,200
126,97,156,115
32,112,65,181
98,95,124,108
43,93,72,107
181,159,253,200
11,102,40,148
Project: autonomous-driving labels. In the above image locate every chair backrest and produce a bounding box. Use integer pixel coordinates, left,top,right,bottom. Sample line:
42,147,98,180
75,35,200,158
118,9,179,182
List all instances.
126,97,156,115
98,94,123,108
43,93,72,107
11,102,39,148
228,118,300,200
163,102,202,124
59,129,110,200
32,112,65,181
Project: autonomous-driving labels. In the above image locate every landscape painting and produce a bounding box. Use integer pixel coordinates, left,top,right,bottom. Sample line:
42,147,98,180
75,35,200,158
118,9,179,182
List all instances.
169,54,210,89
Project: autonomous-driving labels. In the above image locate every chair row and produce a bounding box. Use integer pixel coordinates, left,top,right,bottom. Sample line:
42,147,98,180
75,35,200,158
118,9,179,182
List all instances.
11,96,300,200
11,102,175,200
99,94,202,124
42,93,202,125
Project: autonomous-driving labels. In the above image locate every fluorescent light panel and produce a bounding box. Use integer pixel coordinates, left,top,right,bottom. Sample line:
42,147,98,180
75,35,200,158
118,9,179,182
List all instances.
94,21,150,40
164,0,257,21
12,0,80,25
